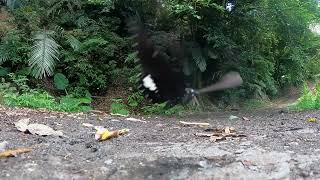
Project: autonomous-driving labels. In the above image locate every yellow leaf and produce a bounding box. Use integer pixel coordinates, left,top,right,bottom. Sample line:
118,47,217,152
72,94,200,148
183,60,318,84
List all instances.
308,118,317,123
95,128,129,141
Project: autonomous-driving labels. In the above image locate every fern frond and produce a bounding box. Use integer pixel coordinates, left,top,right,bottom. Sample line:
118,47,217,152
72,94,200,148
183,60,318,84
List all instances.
66,34,81,51
28,30,60,79
191,47,207,72
0,46,9,64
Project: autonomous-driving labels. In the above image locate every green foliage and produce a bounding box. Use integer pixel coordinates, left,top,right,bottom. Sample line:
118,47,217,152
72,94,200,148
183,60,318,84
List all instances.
0,74,91,112
4,91,92,112
54,73,69,90
127,91,144,108
290,83,317,110
57,95,92,112
142,102,186,116
1,0,320,111
110,98,130,116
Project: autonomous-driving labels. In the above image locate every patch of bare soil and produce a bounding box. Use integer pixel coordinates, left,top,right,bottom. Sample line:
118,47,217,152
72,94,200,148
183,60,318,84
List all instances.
1,105,320,179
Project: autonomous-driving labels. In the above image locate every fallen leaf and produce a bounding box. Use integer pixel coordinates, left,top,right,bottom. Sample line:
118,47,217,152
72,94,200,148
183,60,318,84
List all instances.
26,124,63,136
82,123,94,128
195,133,213,137
180,121,210,128
110,113,129,117
14,118,30,132
195,127,246,142
14,119,63,137
125,117,147,123
0,148,32,158
242,117,250,121
95,128,129,141
308,117,317,123
241,160,255,167
210,136,225,142
229,115,239,120
0,141,8,152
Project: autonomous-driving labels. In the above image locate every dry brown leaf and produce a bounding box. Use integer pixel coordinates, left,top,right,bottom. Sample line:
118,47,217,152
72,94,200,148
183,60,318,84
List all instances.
196,126,246,142
180,121,210,128
0,148,32,158
210,136,226,142
125,118,147,123
242,117,250,121
14,119,63,137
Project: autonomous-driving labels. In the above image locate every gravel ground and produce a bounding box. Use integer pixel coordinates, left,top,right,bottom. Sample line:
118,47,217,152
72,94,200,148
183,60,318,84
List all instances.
0,106,320,180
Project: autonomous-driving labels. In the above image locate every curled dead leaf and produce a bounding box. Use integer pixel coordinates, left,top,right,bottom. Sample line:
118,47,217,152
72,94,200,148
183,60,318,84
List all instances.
95,128,129,141
0,148,32,158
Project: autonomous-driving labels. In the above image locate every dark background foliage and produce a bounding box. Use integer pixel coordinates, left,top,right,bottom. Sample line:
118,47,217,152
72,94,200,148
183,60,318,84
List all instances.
0,0,320,109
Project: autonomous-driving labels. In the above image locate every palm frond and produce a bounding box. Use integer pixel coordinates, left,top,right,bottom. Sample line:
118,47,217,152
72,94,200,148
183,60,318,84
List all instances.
28,30,60,79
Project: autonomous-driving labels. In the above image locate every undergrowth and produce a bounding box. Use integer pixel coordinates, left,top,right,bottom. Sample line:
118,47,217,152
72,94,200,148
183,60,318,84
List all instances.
109,92,217,116
289,83,320,110
0,75,92,112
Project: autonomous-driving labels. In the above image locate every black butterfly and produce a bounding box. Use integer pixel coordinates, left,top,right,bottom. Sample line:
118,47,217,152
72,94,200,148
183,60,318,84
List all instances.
125,12,243,107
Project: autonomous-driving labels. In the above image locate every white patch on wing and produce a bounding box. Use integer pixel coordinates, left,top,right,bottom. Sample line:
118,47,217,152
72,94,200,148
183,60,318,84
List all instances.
226,3,234,12
143,74,157,91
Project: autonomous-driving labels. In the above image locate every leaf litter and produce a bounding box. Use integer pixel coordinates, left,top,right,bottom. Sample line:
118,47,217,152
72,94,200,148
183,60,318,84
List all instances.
14,118,64,137
195,126,246,142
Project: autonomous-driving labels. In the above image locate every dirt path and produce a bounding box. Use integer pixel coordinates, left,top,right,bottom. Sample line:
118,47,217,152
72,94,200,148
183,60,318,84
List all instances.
0,106,320,180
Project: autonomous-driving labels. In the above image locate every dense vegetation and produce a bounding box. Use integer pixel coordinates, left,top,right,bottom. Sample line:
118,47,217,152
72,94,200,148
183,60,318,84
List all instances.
0,0,320,113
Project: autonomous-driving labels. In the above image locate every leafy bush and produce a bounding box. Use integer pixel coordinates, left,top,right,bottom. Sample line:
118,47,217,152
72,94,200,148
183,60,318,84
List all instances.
290,83,317,110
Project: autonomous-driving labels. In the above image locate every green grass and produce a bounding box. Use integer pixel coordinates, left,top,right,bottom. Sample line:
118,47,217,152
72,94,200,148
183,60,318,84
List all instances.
289,83,320,111
3,91,92,112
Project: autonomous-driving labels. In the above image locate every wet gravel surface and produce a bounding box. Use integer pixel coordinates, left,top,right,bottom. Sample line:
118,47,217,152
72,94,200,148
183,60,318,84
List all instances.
0,107,320,180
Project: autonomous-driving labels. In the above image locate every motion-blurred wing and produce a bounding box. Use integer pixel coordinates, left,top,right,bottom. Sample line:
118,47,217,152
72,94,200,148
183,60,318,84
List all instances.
126,13,187,105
